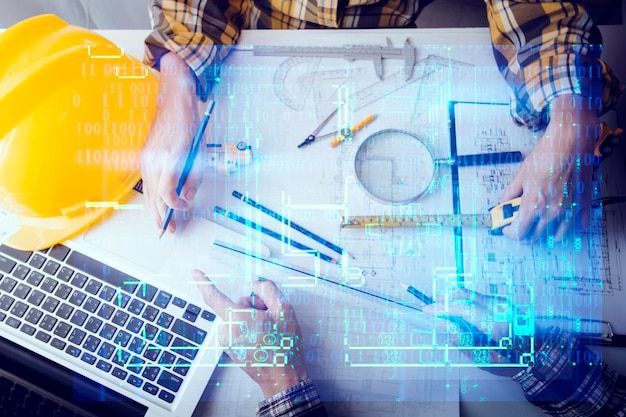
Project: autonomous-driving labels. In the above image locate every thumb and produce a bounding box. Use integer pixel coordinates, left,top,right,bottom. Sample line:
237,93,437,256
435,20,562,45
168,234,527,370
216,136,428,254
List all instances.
191,269,238,319
500,173,523,204
251,278,288,314
422,304,436,315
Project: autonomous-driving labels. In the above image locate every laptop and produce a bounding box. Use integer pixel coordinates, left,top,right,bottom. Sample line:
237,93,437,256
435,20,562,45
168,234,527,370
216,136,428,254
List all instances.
0,188,263,417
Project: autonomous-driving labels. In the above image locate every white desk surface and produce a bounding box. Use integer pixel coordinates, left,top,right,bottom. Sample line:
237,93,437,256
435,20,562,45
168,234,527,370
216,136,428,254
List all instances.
8,25,626,417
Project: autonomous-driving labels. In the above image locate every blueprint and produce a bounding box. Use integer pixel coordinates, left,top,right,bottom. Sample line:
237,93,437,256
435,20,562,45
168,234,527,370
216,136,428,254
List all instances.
173,31,626,413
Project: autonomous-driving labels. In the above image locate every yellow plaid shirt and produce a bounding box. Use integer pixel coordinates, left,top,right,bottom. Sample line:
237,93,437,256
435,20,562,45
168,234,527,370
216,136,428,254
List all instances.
144,0,623,128
143,2,625,416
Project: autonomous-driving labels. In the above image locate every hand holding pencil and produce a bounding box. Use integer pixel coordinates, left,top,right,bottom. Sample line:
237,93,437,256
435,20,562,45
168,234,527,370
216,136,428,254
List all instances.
157,100,216,237
140,53,214,236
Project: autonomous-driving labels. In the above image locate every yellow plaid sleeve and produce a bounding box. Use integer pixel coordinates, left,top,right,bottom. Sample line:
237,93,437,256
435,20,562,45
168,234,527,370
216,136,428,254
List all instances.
485,0,624,128
144,0,249,99
143,0,421,98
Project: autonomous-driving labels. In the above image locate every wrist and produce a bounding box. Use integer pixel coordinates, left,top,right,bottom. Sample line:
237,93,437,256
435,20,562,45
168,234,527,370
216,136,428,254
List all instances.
157,52,196,100
257,378,325,417
550,93,598,111
547,94,601,148
548,95,600,129
260,372,308,398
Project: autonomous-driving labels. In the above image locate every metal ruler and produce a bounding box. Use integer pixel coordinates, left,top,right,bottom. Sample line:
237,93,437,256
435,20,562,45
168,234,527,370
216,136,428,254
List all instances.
265,49,473,120
323,54,474,114
254,39,416,80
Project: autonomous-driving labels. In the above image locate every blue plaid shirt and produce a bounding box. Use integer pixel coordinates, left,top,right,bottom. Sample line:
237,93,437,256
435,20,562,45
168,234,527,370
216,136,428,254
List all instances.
259,328,626,417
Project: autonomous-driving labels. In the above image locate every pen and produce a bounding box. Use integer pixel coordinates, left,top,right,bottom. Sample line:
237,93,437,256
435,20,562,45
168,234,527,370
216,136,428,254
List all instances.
214,206,341,265
159,100,216,238
403,283,434,305
232,190,354,259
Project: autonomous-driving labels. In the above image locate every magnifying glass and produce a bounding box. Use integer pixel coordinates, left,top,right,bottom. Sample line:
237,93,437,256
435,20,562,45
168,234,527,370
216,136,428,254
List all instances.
354,129,522,204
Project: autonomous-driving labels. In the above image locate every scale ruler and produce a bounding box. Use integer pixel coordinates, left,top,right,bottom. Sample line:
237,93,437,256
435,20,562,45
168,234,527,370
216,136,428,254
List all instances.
341,214,492,229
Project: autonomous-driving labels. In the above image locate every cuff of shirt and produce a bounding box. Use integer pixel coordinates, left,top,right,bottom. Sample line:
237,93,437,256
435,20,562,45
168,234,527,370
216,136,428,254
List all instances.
510,52,623,129
512,327,619,416
257,378,326,417
144,33,229,101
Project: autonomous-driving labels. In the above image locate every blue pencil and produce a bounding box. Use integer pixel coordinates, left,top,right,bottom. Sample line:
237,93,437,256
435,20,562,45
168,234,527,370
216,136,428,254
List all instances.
405,284,435,305
213,206,341,265
232,190,354,259
159,100,216,238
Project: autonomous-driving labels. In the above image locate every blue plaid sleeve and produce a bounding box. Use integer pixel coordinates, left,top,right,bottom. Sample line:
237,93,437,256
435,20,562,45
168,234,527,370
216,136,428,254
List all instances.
257,378,328,417
513,328,626,416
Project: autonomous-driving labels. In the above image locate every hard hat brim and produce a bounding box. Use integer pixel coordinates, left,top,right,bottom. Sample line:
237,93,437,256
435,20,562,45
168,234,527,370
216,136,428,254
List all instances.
3,205,113,251
2,175,143,251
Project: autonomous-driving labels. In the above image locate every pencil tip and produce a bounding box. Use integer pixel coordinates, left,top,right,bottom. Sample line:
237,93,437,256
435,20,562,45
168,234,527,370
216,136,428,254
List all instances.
343,251,357,260
158,229,166,239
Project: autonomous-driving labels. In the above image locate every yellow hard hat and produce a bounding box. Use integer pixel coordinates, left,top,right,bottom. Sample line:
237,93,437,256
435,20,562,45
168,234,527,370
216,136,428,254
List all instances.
0,14,159,250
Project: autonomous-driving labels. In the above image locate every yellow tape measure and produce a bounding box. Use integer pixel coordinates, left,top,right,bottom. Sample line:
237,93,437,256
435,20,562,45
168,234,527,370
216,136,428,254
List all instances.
342,197,522,235
594,122,623,158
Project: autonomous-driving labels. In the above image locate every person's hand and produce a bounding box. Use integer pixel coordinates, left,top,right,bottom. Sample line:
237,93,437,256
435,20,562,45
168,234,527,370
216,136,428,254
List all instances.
192,271,309,398
423,288,511,350
499,95,600,243
423,288,529,376
141,52,205,234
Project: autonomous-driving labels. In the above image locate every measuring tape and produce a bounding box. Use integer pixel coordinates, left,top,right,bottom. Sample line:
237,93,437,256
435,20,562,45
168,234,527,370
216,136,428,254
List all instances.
595,122,623,158
342,197,522,234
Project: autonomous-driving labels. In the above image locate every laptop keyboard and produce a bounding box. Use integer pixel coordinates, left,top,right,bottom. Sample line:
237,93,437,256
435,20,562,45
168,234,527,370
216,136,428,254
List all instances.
0,243,217,408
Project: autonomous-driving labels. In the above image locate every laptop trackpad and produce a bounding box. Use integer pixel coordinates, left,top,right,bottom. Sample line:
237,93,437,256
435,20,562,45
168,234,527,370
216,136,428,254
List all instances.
82,206,174,273
81,203,270,275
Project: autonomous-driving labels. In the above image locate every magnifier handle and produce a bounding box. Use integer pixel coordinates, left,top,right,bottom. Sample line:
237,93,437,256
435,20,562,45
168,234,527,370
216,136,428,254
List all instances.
455,151,523,166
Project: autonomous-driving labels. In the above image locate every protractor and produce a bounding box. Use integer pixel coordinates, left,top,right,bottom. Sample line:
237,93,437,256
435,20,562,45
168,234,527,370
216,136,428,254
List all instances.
310,67,362,119
273,56,321,111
